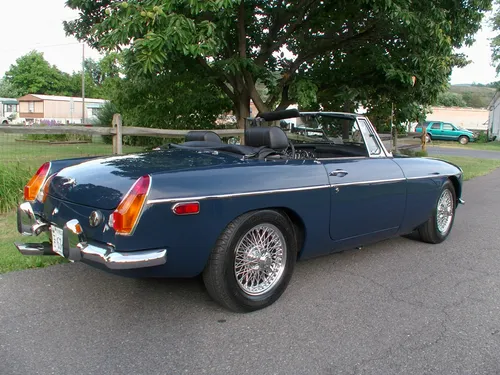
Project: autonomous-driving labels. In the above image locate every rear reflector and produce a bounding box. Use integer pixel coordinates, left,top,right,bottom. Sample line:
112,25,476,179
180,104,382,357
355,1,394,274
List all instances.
112,175,151,235
172,202,200,215
24,162,51,201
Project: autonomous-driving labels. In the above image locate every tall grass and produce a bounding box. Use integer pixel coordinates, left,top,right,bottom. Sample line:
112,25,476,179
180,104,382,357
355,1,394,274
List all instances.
0,163,35,214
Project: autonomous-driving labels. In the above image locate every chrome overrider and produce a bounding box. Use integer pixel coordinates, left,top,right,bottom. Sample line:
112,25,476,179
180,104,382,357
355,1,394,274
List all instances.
14,202,167,270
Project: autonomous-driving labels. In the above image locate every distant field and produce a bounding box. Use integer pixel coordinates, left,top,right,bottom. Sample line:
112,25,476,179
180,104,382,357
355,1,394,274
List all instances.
449,85,496,108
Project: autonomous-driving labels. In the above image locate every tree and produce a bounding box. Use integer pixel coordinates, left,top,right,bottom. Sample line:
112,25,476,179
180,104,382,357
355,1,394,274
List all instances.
64,0,492,129
3,51,74,96
435,92,467,107
102,56,232,145
490,0,500,73
0,79,21,98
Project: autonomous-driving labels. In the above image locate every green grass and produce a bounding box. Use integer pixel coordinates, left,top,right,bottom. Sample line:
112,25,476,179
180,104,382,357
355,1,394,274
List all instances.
0,132,147,272
430,154,500,180
0,211,67,274
428,140,500,152
0,133,145,169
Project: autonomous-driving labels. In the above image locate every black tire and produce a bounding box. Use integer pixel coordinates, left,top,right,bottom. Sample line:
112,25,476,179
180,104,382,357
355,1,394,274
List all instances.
417,180,456,244
1,120,7,125
458,135,469,145
202,209,297,312
425,133,432,143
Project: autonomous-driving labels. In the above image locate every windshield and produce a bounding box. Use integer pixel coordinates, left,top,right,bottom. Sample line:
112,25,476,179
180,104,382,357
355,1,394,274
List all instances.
252,113,365,145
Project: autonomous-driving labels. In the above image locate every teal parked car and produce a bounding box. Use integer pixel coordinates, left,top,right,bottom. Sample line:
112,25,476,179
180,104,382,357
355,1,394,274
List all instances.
415,121,477,145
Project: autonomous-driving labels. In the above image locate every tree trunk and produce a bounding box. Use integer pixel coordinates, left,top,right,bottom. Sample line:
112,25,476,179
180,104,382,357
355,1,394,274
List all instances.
234,92,250,144
342,100,355,139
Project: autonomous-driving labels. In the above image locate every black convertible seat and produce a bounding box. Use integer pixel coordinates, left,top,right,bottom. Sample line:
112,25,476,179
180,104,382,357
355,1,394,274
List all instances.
244,126,289,149
185,130,223,143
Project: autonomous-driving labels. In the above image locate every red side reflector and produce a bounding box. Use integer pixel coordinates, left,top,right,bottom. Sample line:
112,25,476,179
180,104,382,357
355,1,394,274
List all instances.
172,202,200,215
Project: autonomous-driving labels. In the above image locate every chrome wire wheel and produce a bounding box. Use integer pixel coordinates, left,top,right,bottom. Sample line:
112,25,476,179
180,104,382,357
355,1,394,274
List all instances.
437,189,454,235
233,223,287,296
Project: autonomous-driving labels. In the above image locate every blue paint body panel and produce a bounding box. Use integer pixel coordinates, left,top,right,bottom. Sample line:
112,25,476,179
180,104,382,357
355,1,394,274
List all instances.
23,118,464,279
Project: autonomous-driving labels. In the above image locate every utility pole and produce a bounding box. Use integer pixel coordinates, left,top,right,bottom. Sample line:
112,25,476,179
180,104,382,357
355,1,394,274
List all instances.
82,43,85,124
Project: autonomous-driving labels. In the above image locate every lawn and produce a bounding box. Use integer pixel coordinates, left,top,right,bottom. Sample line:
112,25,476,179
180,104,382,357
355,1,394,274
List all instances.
0,133,145,169
430,155,500,180
0,212,67,273
1,153,500,274
427,140,500,152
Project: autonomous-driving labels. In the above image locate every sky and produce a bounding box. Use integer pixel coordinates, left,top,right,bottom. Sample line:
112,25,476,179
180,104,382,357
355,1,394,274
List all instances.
0,0,499,86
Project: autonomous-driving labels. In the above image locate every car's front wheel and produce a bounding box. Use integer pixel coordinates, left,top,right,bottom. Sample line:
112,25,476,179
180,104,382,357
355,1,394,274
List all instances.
203,209,297,312
458,135,469,145
417,180,456,244
424,133,432,143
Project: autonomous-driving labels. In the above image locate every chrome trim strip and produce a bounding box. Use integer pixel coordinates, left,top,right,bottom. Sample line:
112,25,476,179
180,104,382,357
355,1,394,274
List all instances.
331,178,406,187
316,156,366,161
147,184,331,204
406,175,443,181
147,174,450,205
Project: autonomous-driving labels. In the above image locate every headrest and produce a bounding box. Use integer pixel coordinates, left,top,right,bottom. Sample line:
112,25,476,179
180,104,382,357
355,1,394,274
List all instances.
245,126,289,149
185,130,222,143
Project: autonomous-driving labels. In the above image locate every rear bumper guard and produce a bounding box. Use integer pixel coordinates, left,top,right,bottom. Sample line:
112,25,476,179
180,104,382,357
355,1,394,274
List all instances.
14,202,167,270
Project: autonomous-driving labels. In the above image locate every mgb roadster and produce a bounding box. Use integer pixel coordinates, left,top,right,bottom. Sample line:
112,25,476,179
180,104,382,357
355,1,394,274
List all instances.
14,109,463,312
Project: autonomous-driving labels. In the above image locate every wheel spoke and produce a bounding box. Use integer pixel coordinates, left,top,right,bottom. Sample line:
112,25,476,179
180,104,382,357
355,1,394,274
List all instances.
436,189,453,235
233,223,287,296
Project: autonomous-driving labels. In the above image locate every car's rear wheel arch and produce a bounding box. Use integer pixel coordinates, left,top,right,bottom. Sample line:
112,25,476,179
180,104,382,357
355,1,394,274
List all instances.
271,207,305,256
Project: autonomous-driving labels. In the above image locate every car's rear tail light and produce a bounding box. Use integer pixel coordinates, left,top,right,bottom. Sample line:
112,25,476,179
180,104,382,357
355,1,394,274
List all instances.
112,175,151,235
24,162,51,201
172,202,200,215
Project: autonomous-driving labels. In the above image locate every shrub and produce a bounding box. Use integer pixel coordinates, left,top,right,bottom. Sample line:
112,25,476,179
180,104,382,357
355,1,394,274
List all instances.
0,163,35,214
476,131,489,143
23,134,92,142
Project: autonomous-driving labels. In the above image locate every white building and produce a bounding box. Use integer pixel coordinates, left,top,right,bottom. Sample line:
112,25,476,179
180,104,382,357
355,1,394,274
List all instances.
487,91,500,141
0,97,19,123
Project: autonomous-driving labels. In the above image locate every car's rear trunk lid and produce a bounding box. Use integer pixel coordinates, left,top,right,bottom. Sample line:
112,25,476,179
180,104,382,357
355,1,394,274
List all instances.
48,148,238,209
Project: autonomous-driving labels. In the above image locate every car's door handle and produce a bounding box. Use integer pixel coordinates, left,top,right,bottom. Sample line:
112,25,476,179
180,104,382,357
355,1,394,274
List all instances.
330,169,348,177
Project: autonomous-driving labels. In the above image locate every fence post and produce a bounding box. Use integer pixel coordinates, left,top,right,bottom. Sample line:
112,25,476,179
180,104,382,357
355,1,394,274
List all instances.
112,113,123,155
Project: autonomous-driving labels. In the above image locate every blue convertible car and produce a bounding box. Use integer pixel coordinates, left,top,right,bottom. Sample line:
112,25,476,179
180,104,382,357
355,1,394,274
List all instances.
14,110,464,312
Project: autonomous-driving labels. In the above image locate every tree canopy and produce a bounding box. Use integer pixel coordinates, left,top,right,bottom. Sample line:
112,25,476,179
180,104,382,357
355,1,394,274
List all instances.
2,50,110,99
64,0,492,129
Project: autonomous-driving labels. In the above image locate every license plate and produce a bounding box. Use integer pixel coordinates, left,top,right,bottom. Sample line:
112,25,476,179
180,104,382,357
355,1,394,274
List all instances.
51,226,64,257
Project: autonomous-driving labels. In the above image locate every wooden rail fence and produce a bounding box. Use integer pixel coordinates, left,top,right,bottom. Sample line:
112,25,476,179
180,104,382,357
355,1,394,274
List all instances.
0,114,244,154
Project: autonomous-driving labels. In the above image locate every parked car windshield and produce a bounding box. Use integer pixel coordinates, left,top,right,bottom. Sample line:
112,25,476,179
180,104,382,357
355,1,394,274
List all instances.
256,114,364,144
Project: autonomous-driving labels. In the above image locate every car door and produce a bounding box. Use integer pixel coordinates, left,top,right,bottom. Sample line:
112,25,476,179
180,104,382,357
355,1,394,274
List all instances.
429,122,443,140
321,118,407,245
442,123,458,140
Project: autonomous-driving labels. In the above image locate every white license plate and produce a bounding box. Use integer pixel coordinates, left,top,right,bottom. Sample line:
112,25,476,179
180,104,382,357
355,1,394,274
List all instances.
51,226,64,257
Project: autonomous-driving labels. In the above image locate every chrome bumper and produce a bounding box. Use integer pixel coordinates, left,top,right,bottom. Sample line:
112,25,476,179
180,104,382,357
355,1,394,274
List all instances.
15,202,167,270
